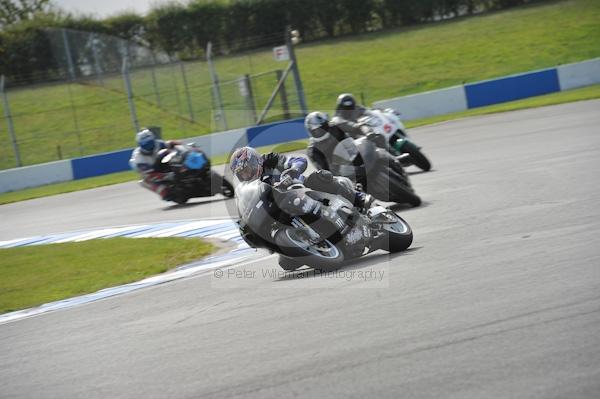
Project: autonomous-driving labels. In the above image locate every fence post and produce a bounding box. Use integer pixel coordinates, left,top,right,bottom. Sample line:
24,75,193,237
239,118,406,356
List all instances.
66,82,84,155
170,61,183,123
0,75,22,167
243,74,257,124
275,70,291,120
91,33,104,86
122,58,140,133
61,28,76,81
207,42,228,131
286,27,308,115
151,53,162,108
179,62,195,122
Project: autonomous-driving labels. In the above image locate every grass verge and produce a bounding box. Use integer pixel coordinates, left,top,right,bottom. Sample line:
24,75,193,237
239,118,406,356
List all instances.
0,237,215,314
1,84,599,205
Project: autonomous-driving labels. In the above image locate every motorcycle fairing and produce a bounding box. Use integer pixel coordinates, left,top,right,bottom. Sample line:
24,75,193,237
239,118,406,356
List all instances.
184,151,208,170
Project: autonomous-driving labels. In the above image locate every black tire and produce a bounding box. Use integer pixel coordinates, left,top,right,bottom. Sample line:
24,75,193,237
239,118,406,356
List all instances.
378,214,413,252
405,144,431,171
274,228,345,271
209,170,230,197
388,172,422,207
173,195,188,205
221,178,235,198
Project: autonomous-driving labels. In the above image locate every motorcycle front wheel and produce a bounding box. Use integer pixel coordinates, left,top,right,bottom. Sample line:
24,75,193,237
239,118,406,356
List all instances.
274,228,345,271
210,170,234,197
221,178,235,198
377,214,413,252
403,141,432,171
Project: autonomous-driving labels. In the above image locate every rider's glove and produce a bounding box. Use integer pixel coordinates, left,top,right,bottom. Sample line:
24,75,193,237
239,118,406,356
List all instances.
276,173,293,189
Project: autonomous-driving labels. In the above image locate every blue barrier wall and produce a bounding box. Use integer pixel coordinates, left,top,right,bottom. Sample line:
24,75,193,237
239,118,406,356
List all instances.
465,68,560,108
246,118,307,147
71,149,133,180
3,58,598,193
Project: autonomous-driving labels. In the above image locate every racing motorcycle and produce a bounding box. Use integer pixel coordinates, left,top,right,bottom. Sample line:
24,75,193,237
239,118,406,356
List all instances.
154,144,234,204
329,131,422,207
358,108,432,171
236,179,413,271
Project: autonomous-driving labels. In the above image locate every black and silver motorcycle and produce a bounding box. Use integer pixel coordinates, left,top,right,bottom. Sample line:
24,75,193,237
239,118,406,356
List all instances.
236,179,413,271
155,144,234,204
328,132,422,207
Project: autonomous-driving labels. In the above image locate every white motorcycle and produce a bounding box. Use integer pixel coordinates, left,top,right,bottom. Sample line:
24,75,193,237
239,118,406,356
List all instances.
357,109,432,171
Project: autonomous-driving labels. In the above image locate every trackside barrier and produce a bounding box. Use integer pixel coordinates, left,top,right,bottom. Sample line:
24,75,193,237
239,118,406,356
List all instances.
464,68,560,108
374,57,600,120
0,128,247,193
557,58,600,91
0,160,73,192
71,149,132,180
1,58,599,193
373,86,468,121
246,118,306,147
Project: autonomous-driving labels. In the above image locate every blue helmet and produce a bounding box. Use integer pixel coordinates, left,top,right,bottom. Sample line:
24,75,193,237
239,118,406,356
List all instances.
136,129,156,155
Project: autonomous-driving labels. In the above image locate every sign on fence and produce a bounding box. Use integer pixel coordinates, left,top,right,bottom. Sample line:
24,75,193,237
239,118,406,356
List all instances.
273,46,289,62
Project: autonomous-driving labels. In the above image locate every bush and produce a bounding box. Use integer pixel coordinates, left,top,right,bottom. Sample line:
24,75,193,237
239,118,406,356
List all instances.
0,0,541,82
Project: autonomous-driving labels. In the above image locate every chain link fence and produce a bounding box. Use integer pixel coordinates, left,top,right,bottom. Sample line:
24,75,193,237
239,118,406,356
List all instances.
0,28,306,171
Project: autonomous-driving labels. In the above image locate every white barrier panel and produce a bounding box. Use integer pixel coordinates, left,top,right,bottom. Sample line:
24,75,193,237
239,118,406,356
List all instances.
557,58,600,91
0,160,73,193
185,128,247,158
373,85,468,121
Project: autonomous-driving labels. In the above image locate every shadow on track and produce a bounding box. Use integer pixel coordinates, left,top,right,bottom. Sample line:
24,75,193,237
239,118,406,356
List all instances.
407,168,436,176
162,196,234,211
387,201,432,212
273,247,423,282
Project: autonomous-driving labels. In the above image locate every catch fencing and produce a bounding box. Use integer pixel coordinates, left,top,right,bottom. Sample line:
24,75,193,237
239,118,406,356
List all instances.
0,28,307,171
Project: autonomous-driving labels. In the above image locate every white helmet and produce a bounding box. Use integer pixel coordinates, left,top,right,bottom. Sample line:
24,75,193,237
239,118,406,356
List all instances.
304,111,330,140
136,129,156,155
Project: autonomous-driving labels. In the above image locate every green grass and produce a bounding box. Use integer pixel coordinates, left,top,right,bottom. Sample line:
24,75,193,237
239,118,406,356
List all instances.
0,237,215,314
1,0,599,170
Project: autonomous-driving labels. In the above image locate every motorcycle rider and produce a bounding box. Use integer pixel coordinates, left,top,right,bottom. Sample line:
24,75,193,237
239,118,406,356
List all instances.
230,146,373,211
332,93,368,137
129,128,181,201
305,111,365,173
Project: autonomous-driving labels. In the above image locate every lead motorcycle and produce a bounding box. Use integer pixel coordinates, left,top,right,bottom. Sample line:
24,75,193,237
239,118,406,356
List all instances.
153,144,234,204
236,179,413,271
358,109,432,171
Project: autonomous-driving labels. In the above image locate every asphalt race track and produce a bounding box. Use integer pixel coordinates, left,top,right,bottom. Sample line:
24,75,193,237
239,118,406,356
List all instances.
1,100,599,398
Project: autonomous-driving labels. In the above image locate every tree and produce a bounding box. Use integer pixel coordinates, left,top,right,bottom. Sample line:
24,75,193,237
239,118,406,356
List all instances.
0,0,51,28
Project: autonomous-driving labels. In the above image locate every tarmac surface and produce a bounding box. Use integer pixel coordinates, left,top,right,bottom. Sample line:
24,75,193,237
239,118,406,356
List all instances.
1,100,599,398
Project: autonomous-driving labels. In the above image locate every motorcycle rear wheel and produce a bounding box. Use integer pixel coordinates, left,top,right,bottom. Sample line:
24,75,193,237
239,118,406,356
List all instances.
386,170,422,207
